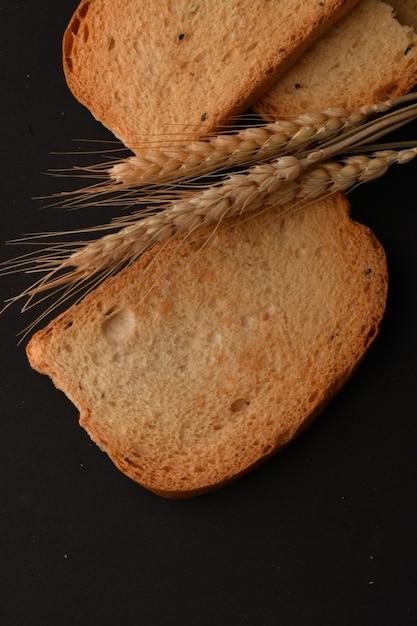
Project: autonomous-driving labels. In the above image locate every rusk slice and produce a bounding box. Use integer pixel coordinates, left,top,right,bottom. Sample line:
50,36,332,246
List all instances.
26,193,387,498
255,0,417,119
62,0,360,153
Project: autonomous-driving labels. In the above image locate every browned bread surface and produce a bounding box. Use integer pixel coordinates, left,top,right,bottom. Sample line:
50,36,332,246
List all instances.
255,0,417,119
27,193,388,498
62,0,361,153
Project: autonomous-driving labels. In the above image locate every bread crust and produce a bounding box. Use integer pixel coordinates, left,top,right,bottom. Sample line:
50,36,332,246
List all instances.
62,0,361,153
27,193,388,498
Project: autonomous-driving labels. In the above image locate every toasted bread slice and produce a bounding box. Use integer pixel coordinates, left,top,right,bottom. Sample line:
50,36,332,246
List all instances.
62,0,361,153
255,0,417,119
26,193,387,498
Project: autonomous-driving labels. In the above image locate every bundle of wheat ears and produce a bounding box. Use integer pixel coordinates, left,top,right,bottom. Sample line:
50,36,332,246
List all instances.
2,92,417,334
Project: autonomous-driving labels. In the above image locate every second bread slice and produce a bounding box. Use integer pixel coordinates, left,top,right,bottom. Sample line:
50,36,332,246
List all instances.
255,0,417,119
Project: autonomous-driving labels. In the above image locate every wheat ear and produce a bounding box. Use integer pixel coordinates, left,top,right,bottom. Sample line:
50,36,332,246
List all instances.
64,146,417,250
47,93,417,210
107,96,413,187
108,109,354,185
44,109,353,210
6,146,416,313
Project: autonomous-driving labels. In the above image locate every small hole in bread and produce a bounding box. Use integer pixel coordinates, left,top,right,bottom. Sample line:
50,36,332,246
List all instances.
363,325,377,347
123,457,141,469
230,398,250,412
79,1,90,19
245,41,258,53
309,390,319,403
63,32,74,68
376,83,399,99
101,308,135,344
71,17,80,36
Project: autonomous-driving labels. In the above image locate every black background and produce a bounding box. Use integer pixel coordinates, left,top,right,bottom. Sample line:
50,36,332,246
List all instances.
1,2,416,624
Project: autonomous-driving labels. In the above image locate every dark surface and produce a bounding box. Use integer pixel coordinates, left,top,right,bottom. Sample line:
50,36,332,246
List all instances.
1,3,416,625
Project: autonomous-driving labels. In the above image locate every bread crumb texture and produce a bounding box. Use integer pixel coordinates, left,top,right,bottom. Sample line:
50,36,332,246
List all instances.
26,194,387,497
256,0,417,118
62,0,361,152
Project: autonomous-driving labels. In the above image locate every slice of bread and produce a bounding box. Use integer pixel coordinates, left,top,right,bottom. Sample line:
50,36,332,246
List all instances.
26,193,387,498
62,0,361,153
255,0,417,120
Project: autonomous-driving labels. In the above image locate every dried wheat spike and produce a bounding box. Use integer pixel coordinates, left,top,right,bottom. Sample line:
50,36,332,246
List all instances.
6,146,416,319
51,94,417,211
